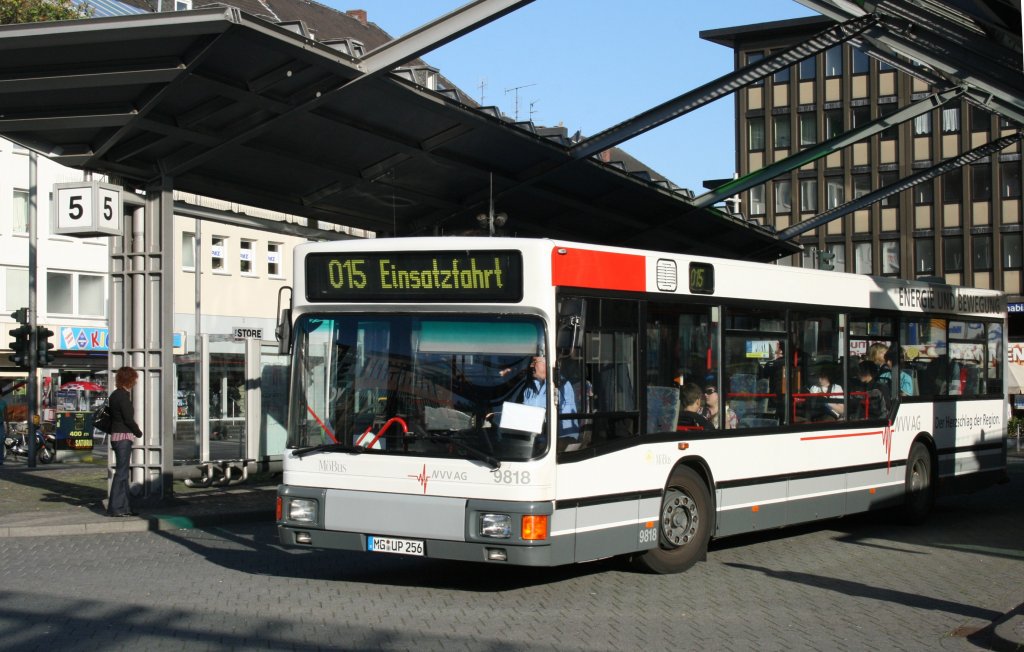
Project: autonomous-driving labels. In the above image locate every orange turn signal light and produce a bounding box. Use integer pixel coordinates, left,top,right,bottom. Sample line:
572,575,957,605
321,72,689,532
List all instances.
521,515,548,541
275,496,283,521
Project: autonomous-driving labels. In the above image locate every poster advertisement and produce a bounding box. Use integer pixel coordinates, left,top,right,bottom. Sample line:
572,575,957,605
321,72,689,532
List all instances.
54,411,95,451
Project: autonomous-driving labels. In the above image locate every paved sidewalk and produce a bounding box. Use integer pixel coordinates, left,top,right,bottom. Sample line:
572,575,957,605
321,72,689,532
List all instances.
0,445,276,539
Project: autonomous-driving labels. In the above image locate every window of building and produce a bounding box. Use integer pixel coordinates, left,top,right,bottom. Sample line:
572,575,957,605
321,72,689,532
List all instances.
773,59,790,84
46,272,73,314
851,105,870,129
749,184,766,215
914,180,934,205
913,113,932,135
824,109,843,140
773,115,791,149
853,174,871,199
747,52,764,86
828,243,846,272
879,60,895,71
915,238,935,275
879,171,899,208
774,180,792,213
181,232,195,270
854,241,872,274
944,236,964,272
943,167,963,204
941,107,961,133
1001,160,1021,199
800,179,818,212
240,239,254,274
799,112,817,146
1004,232,1022,268
973,234,993,271
881,240,900,275
826,178,844,209
13,189,29,234
175,0,192,9
268,242,282,277
879,103,898,140
79,274,105,316
4,266,28,311
824,46,843,77
851,46,870,74
211,236,226,271
748,117,765,151
971,163,992,202
799,57,816,80
970,105,991,132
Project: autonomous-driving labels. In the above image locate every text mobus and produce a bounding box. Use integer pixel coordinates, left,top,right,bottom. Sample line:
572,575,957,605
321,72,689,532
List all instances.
276,237,1007,573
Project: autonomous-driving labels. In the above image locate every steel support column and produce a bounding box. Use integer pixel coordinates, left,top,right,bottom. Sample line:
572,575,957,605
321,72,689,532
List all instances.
108,178,175,501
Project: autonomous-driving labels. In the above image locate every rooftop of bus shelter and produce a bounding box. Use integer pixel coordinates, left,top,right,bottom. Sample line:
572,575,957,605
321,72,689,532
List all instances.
0,7,797,262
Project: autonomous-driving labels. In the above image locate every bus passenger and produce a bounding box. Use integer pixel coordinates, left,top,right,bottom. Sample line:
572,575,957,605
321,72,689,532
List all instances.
886,349,915,397
703,377,737,429
852,361,886,419
521,356,579,439
677,382,715,431
808,366,844,420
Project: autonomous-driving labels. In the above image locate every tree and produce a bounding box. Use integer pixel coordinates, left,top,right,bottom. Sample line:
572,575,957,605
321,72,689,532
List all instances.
0,0,91,24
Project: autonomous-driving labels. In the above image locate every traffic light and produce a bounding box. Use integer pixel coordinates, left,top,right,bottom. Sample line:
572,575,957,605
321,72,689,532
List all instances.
10,307,28,325
36,326,55,366
8,324,32,369
817,249,836,271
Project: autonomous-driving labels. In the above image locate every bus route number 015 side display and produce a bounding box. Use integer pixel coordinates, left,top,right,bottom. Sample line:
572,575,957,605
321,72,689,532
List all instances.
305,251,524,303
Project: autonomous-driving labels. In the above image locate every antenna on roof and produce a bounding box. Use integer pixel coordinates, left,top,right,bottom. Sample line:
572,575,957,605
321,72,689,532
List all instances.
504,83,536,121
477,77,487,105
529,100,539,122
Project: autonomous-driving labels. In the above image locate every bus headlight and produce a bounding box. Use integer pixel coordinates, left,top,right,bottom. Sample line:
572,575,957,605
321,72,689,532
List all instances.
288,498,318,523
479,513,512,538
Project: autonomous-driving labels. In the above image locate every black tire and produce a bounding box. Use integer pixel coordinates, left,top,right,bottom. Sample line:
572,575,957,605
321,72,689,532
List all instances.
631,466,712,574
903,441,934,524
38,444,55,464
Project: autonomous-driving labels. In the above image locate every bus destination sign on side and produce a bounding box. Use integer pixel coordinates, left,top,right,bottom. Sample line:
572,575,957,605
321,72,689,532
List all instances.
305,251,524,303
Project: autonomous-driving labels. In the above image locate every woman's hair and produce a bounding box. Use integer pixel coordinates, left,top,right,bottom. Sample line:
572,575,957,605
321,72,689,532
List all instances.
115,366,139,389
867,342,888,362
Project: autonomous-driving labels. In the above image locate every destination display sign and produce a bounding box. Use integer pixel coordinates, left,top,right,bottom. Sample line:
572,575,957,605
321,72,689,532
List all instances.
305,251,523,303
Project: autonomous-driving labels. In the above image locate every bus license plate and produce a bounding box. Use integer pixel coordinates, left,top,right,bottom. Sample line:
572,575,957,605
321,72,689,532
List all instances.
366,535,424,556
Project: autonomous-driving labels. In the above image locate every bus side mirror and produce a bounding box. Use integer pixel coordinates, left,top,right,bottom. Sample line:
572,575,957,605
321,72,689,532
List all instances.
276,308,292,355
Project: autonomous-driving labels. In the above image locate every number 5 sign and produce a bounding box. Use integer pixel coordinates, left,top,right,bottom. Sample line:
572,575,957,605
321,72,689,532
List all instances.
52,181,123,237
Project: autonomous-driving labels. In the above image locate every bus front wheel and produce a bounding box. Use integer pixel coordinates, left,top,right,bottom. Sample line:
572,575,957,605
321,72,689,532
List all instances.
631,466,711,574
903,441,934,524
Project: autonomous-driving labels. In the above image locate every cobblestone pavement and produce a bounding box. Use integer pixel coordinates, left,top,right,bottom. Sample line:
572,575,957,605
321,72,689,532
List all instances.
0,458,1020,651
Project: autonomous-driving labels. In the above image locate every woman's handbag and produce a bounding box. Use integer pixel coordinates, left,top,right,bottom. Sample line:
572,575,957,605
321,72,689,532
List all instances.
93,402,112,434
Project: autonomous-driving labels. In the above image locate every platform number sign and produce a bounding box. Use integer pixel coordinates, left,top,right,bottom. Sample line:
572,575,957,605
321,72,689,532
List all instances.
52,181,123,237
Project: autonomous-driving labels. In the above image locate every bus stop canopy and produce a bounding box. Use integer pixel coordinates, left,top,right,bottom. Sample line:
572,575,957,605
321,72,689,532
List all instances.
0,8,797,261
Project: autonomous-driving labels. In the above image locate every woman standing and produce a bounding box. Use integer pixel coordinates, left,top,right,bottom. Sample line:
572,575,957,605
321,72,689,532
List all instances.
107,366,143,517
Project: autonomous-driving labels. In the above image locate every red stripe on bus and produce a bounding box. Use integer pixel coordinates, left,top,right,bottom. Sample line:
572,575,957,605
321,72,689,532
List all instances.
800,430,884,441
551,247,646,291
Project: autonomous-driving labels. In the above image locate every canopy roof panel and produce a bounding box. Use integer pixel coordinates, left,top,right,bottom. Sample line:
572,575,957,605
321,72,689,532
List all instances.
0,8,794,260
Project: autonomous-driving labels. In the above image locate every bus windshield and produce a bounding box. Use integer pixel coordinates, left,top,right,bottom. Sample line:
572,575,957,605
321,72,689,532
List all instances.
287,314,549,462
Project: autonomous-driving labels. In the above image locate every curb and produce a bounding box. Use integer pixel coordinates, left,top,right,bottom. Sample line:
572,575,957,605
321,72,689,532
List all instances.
0,508,275,539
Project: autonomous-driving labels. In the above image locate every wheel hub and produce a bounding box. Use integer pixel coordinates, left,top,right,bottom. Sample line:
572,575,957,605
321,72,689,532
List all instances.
661,488,698,548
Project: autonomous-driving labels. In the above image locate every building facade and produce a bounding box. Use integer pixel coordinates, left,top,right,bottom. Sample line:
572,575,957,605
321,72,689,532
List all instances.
701,17,1022,305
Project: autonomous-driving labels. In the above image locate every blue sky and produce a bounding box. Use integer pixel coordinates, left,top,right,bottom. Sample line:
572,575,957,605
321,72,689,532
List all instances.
324,1,817,193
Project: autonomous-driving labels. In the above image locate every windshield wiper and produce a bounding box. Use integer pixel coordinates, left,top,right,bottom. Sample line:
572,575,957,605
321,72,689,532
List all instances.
292,442,367,459
424,432,501,470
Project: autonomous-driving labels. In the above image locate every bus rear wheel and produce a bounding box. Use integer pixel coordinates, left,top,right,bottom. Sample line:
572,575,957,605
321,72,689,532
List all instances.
631,466,711,574
903,441,934,524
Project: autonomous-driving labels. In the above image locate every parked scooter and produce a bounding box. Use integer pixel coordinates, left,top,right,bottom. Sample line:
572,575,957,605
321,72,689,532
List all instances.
3,424,55,464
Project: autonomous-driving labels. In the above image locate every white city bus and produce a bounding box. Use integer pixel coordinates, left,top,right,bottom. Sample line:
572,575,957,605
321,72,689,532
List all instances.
276,237,1007,573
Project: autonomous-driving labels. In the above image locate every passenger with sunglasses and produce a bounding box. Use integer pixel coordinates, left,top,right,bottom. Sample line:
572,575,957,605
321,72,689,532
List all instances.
702,380,738,430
